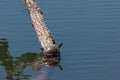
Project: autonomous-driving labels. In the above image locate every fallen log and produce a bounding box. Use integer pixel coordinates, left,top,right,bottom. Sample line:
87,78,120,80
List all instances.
23,0,63,63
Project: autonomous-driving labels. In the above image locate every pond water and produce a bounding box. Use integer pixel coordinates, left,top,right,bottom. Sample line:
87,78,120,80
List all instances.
1,0,120,80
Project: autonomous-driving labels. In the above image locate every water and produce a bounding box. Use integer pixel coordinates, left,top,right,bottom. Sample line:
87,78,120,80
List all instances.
1,0,120,80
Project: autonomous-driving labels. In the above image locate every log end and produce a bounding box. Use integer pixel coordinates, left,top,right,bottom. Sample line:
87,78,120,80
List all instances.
42,43,63,56
41,43,63,65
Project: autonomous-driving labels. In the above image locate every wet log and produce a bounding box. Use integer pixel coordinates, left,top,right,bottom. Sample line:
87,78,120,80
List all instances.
24,0,63,57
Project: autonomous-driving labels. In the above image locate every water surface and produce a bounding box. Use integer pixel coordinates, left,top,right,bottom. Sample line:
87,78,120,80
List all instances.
0,0,120,80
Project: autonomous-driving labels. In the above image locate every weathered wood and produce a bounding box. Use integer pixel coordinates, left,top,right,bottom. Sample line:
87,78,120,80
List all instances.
24,0,63,57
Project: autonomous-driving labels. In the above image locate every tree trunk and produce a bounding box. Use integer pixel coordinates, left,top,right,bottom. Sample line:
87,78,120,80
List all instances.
24,0,62,57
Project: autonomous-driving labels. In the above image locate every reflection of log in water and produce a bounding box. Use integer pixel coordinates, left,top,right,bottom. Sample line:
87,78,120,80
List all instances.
24,0,63,65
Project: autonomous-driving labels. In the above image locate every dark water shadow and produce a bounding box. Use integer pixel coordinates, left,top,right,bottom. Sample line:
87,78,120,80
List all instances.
0,38,62,80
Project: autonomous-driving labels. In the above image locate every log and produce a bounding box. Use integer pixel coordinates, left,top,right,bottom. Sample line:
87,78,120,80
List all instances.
23,0,63,57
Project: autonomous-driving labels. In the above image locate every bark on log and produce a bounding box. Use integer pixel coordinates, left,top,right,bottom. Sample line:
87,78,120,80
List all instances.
24,0,63,57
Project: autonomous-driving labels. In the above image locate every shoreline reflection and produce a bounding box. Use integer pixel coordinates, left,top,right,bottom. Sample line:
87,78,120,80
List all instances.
0,38,62,80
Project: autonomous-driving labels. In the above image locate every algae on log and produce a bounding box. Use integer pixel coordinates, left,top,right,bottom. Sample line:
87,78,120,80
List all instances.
24,0,63,58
